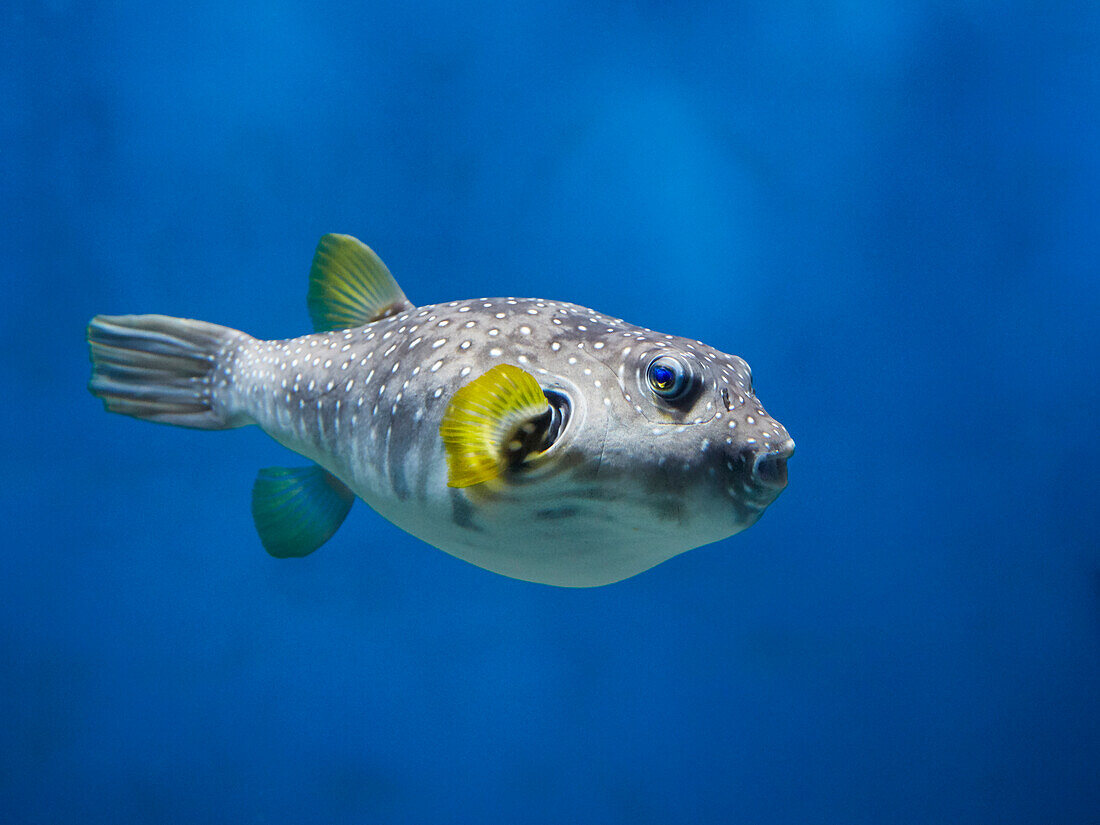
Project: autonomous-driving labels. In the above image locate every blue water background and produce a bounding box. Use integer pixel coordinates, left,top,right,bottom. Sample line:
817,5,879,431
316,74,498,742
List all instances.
3,2,1098,822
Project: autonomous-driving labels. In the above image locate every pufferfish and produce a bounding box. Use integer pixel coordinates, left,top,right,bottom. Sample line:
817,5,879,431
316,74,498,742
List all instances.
87,234,793,587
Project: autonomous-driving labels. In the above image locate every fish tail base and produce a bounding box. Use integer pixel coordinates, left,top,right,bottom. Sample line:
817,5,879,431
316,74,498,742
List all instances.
87,314,252,429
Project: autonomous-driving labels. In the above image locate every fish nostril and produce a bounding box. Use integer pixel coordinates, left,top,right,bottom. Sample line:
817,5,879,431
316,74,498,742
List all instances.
752,453,789,489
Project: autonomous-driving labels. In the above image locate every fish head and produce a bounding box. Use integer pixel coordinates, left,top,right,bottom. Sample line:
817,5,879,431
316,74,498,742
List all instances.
567,330,794,555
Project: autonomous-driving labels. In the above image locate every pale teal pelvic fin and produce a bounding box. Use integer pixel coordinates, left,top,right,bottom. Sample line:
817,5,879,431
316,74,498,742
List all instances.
307,233,413,332
251,466,355,558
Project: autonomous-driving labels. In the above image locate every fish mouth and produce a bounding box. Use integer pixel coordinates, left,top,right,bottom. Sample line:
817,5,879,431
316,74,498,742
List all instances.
750,438,795,491
752,453,787,489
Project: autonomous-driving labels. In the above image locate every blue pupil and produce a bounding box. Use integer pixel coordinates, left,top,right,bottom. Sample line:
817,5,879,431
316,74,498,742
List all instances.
650,364,676,391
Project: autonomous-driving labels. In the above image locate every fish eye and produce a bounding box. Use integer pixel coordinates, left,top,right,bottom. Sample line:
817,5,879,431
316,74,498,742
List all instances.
646,355,692,401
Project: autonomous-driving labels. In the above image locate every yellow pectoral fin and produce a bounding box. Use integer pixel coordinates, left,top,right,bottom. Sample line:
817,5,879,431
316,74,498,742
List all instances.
439,364,551,488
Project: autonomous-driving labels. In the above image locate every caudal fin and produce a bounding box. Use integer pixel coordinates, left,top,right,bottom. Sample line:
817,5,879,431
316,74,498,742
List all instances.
87,314,249,429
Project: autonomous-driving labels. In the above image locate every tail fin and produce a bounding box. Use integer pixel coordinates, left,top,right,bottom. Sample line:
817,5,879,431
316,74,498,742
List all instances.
87,314,250,429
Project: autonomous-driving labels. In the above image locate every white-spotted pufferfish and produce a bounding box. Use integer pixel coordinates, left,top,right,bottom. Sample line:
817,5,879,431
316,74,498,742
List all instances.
87,235,793,587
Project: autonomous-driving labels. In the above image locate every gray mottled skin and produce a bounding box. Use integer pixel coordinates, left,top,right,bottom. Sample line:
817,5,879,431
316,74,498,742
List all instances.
214,296,793,586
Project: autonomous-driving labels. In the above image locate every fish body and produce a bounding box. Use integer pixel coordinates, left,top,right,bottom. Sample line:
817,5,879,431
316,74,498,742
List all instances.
89,235,793,587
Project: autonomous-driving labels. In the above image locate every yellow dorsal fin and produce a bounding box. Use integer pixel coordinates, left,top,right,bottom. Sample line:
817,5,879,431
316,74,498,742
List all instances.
439,364,551,488
307,234,413,331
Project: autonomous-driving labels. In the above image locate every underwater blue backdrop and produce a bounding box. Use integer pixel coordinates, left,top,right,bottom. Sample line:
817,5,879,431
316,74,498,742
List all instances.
3,1,1098,822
